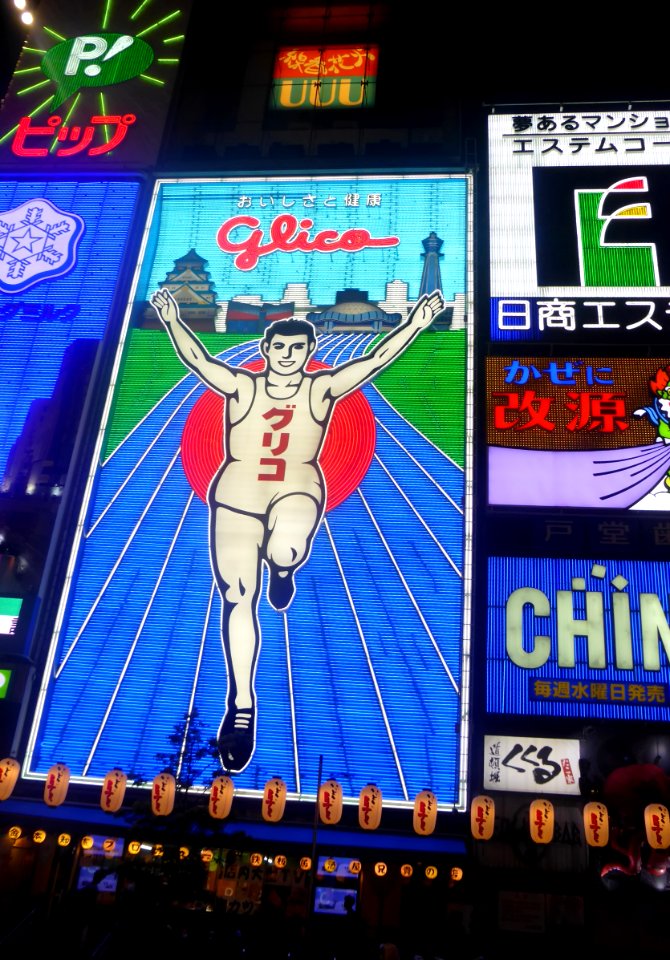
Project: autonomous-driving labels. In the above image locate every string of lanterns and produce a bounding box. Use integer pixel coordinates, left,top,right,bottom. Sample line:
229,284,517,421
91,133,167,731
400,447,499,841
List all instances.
470,794,670,849
0,757,441,836
3,825,461,884
8,759,668,851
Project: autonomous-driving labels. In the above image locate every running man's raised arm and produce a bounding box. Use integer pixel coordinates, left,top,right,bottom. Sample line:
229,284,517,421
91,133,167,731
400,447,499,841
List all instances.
316,291,445,400
150,288,246,397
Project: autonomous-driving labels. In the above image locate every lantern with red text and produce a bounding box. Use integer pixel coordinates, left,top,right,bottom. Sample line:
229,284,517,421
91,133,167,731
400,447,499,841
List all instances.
359,783,382,830
100,768,127,813
151,772,176,816
529,799,554,844
470,795,495,840
262,777,287,823
318,778,343,825
413,789,437,836
644,803,670,849
0,757,20,801
209,775,234,820
44,763,70,807
583,802,609,847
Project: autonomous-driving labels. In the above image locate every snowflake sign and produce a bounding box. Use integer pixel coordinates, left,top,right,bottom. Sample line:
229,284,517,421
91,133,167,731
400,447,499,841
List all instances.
0,197,84,294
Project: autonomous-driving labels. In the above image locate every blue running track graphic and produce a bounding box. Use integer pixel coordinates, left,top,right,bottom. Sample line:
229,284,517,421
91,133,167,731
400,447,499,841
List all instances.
28,334,467,805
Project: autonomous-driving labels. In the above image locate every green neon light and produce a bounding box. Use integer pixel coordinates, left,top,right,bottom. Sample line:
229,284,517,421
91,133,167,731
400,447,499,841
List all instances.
131,0,152,20
17,78,52,96
98,92,112,141
577,190,658,286
136,10,181,37
102,0,113,29
14,66,42,74
105,330,466,467
140,73,165,86
157,58,179,63
24,47,47,54
0,599,21,617
49,92,81,153
44,26,67,41
0,94,53,144
42,35,154,109
0,124,20,145
162,34,185,44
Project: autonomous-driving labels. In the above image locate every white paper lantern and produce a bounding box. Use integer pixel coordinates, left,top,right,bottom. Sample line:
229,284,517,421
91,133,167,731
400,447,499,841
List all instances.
151,772,176,816
318,778,343,825
44,763,70,807
209,775,234,819
359,783,382,830
583,801,609,847
413,789,437,836
645,803,670,850
529,798,554,844
470,794,495,841
100,768,127,813
262,777,287,822
0,757,20,801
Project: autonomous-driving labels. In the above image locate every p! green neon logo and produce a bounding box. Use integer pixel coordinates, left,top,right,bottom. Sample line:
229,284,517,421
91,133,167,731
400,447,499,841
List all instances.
42,34,155,109
0,2,184,154
575,176,660,287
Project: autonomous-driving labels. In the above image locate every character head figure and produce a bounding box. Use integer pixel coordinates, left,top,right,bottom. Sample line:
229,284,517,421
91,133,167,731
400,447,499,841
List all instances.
650,366,670,425
261,318,317,376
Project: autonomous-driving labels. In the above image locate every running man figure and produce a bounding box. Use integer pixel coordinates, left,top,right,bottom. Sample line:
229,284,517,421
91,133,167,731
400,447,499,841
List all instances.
151,288,445,773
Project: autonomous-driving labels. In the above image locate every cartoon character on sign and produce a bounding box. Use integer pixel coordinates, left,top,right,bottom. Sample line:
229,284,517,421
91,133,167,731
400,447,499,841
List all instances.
634,364,670,492
150,287,444,773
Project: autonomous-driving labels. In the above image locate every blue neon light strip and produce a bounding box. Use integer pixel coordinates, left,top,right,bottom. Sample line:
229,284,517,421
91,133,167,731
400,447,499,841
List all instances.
0,179,140,479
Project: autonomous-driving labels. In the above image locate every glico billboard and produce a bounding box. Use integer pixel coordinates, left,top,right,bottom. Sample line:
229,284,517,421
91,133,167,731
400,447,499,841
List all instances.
489,109,670,343
487,356,670,510
487,556,670,721
25,175,473,808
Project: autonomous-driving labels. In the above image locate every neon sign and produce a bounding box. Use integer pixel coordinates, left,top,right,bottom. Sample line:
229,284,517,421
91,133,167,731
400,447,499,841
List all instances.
487,557,670,720
487,356,670,510
12,114,137,159
488,111,670,342
0,0,189,168
25,174,473,810
42,33,154,109
271,45,378,110
0,177,140,619
0,197,84,293
216,213,399,271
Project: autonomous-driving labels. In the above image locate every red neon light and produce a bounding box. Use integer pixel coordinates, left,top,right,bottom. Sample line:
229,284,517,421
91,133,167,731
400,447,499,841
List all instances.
12,114,136,158
274,46,378,80
216,213,399,271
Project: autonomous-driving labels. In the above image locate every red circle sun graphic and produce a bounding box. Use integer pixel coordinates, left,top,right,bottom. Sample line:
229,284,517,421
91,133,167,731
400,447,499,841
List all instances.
180,359,376,511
